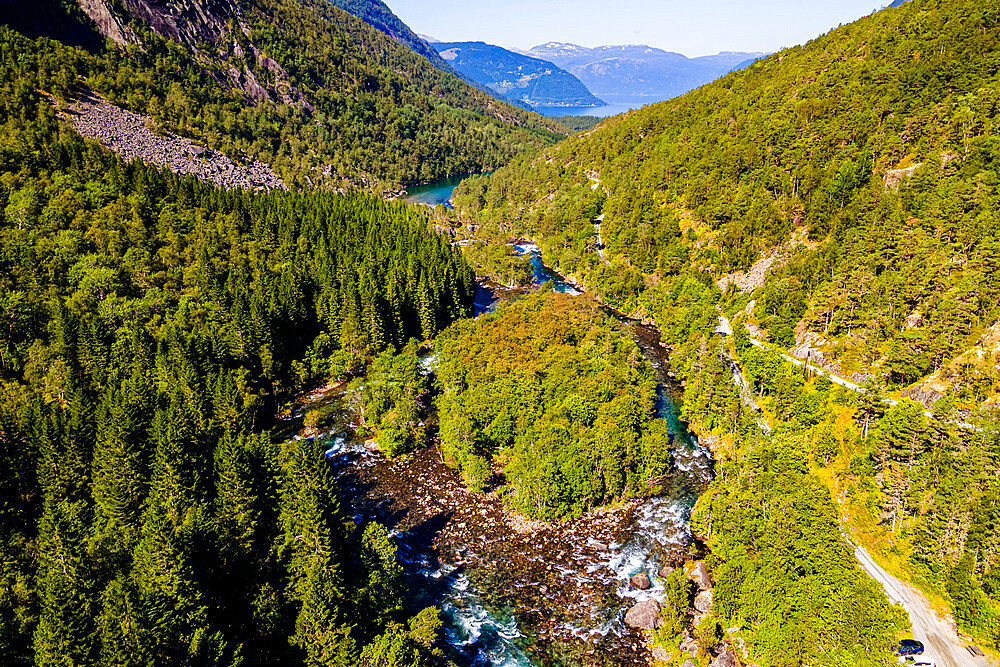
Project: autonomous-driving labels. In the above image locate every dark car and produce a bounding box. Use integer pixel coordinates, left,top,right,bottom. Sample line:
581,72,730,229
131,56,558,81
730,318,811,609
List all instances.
894,639,924,656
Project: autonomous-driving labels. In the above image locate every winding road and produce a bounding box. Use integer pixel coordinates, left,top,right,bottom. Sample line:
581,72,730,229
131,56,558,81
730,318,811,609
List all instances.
716,311,994,665
854,544,994,667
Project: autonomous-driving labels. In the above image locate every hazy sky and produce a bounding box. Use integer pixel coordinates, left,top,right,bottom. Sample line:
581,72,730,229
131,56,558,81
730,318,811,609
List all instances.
386,1,886,57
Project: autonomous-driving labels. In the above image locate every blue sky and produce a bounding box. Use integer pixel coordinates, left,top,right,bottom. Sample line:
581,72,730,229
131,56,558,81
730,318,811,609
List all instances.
387,1,887,57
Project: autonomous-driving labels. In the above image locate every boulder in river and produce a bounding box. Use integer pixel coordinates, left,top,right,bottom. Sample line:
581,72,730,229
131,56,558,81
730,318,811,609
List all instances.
694,589,714,614
658,565,674,578
629,571,651,590
709,649,737,667
624,599,662,630
688,560,712,590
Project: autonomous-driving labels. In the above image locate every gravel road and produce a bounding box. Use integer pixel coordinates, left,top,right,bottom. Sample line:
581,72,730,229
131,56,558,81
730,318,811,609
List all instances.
854,544,994,667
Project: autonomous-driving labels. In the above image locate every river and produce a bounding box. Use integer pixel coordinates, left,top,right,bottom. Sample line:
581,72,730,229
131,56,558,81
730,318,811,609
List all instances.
304,183,714,665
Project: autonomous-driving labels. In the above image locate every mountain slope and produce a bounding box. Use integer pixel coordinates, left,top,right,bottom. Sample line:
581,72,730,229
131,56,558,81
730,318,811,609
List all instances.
459,0,1000,398
456,1,1000,653
4,0,565,190
525,43,763,104
326,0,455,72
434,41,604,109
450,2,1000,659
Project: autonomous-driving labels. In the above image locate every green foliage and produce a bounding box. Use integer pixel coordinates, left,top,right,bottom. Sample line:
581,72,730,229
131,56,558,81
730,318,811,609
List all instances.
350,343,430,457
461,241,532,287
693,439,906,666
434,292,668,519
456,0,1000,389
1,0,564,191
657,568,693,639
0,35,470,663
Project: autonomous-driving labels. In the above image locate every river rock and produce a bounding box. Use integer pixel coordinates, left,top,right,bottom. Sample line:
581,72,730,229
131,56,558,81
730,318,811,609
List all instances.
658,565,674,578
709,649,737,667
688,560,712,590
624,599,662,630
629,571,652,590
694,589,714,614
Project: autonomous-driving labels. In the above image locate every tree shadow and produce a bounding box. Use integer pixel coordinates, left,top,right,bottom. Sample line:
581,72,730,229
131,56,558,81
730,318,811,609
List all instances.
0,0,105,52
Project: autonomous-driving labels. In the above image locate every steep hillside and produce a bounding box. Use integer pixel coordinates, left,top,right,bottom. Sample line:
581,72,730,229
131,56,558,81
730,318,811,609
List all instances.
460,0,1000,405
2,0,565,190
326,0,456,73
525,42,763,104
0,21,479,665
457,1,1000,655
434,41,603,110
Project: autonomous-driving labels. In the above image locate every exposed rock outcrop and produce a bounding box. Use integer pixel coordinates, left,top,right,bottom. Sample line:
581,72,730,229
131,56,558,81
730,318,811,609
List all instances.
709,648,737,667
694,589,714,614
688,560,712,591
624,599,662,630
57,92,285,191
77,0,138,45
74,0,312,109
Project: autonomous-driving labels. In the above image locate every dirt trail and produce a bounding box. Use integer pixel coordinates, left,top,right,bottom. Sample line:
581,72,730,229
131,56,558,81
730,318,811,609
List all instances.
853,545,994,667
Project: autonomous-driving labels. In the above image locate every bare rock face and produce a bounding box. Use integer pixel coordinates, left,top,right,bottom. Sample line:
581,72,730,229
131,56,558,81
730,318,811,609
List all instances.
694,589,714,614
709,649,737,667
688,560,712,590
624,599,661,630
651,647,671,662
73,0,312,108
119,0,238,47
679,629,699,657
77,0,138,45
681,661,697,667
629,571,651,590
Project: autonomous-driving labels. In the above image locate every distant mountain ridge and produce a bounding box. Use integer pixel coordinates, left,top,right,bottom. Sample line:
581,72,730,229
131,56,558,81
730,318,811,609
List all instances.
325,0,455,73
328,0,546,110
10,0,566,190
433,41,604,109
525,42,765,104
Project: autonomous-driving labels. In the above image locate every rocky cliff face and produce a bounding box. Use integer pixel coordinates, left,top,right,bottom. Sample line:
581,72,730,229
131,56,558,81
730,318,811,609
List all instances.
73,0,308,108
76,0,138,45
118,0,238,46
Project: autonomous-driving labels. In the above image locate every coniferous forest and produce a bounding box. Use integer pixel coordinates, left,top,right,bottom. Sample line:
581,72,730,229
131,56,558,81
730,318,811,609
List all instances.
0,25,475,664
5,0,1000,665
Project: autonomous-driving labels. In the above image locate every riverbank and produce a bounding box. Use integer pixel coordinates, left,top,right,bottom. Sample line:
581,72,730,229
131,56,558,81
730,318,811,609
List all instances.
283,257,714,665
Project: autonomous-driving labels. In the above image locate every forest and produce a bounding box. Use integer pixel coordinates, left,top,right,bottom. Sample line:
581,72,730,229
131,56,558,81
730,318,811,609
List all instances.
433,292,674,520
2,0,565,192
4,0,1000,664
0,30,477,664
454,0,1000,403
452,0,1000,660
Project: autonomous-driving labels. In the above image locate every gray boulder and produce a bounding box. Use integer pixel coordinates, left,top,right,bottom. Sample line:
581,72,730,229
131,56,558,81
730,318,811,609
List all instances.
624,599,662,630
689,560,712,590
709,649,737,667
629,571,652,590
694,589,714,614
